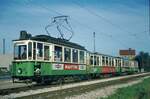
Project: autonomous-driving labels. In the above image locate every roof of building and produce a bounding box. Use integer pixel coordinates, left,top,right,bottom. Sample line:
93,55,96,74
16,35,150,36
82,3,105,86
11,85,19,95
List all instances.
119,48,136,56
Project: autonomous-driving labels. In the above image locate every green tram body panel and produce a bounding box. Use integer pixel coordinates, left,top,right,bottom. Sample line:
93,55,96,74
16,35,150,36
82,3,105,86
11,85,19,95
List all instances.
12,61,87,77
115,67,121,73
87,66,122,74
12,61,34,77
11,61,138,78
87,66,102,74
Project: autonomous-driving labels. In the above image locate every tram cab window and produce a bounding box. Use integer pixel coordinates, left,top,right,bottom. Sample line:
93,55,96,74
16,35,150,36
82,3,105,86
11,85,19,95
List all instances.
54,46,62,62
64,48,71,62
37,43,43,59
44,45,50,60
80,51,85,64
72,49,78,63
28,42,32,60
14,45,27,60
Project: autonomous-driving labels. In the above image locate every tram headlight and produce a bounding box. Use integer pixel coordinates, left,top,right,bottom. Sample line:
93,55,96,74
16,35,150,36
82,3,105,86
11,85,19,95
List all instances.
35,68,41,75
17,68,22,74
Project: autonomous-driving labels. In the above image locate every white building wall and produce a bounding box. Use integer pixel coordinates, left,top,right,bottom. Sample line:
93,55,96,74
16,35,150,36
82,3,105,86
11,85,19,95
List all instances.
0,54,13,70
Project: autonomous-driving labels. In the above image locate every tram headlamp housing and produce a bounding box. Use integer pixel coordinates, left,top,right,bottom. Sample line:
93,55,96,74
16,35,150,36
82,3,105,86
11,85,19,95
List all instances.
17,68,22,74
35,68,41,75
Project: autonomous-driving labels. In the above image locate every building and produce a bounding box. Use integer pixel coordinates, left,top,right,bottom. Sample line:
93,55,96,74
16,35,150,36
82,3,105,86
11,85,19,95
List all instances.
119,48,136,60
0,54,13,71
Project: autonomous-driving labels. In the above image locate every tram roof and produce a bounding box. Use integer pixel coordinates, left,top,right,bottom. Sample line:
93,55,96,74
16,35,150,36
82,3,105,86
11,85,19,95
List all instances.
14,35,86,50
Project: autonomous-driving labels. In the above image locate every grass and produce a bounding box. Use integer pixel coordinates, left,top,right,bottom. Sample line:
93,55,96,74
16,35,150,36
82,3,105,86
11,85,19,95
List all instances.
101,77,150,99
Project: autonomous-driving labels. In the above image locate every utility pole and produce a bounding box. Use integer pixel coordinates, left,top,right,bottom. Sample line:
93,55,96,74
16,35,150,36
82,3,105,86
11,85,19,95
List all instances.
93,32,96,53
3,38,5,55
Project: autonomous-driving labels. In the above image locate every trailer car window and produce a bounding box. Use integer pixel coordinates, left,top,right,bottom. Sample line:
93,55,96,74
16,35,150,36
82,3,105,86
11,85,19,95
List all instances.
109,58,111,66
102,56,105,66
112,58,114,66
106,57,108,66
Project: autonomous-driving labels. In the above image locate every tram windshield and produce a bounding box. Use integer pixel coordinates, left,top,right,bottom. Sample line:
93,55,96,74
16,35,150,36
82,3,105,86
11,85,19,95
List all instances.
14,44,27,60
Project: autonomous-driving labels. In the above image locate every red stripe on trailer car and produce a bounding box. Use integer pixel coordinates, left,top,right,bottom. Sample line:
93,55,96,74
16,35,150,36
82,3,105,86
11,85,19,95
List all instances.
102,66,115,73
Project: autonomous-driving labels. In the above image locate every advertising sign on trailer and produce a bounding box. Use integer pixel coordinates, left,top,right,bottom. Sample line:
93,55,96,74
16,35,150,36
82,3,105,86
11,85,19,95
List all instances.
52,64,64,70
64,64,86,70
64,64,79,70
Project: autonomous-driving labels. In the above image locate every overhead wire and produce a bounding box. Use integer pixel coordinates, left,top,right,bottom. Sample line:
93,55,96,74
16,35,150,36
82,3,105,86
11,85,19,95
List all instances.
71,0,150,48
67,3,129,47
23,1,129,47
72,1,141,38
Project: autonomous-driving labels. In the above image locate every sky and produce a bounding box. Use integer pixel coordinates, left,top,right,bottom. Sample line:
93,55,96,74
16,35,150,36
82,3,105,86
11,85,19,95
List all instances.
0,0,149,56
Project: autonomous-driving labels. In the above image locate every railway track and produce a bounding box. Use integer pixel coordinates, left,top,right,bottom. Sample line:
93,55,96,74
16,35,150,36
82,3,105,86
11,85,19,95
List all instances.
0,72,150,99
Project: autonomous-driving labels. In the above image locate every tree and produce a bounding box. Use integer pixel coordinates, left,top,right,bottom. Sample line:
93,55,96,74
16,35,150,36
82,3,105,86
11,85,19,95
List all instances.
135,51,150,72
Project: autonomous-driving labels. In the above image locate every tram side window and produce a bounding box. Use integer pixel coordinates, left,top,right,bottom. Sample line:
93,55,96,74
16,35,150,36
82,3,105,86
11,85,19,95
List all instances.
44,46,50,60
37,43,43,59
108,58,111,66
112,58,114,66
72,49,78,63
64,48,71,62
14,45,27,60
94,56,96,65
54,46,62,62
106,57,108,66
119,60,121,66
90,56,93,65
33,42,36,60
110,58,112,66
96,56,99,66
115,60,118,67
28,42,32,60
80,51,85,64
99,56,102,66
122,60,124,67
